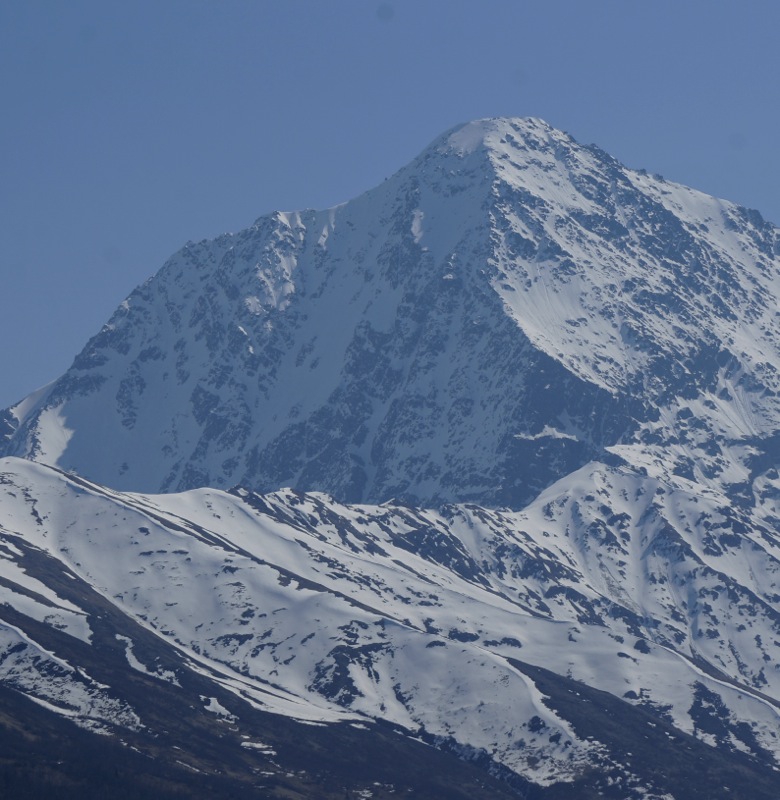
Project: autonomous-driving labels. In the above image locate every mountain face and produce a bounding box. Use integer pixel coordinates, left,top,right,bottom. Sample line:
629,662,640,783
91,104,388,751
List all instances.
6,117,780,510
3,117,780,797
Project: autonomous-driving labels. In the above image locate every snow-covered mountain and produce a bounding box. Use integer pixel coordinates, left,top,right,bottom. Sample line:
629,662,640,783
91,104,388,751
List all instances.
3,117,780,797
5,117,780,510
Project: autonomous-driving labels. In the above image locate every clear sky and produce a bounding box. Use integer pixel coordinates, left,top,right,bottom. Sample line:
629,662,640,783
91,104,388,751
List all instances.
2,0,779,408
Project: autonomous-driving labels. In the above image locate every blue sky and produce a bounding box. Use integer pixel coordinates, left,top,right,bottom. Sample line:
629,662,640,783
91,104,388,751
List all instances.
2,0,779,408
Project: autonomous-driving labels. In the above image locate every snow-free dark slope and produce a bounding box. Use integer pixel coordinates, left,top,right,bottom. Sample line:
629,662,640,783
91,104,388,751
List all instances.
1,457,780,799
6,117,780,509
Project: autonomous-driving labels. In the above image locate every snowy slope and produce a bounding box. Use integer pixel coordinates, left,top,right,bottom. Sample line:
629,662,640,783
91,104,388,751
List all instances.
5,118,780,511
1,456,780,797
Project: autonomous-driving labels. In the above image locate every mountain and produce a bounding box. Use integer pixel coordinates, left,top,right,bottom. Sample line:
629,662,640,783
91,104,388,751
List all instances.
5,118,780,510
2,117,780,797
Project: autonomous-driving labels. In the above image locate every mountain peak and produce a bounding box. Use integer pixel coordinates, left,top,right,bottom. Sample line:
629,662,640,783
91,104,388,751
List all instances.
3,119,779,510
437,116,562,154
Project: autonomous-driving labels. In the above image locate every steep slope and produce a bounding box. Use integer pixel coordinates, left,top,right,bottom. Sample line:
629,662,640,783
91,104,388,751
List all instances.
5,117,779,509
2,457,780,797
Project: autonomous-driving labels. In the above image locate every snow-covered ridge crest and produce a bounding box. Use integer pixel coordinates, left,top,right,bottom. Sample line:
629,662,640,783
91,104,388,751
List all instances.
440,116,560,156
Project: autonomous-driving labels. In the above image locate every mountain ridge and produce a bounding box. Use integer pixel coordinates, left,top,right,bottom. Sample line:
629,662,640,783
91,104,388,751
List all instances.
2,454,780,798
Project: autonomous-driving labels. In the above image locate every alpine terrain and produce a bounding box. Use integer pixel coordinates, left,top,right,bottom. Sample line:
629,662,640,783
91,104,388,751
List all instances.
2,117,780,798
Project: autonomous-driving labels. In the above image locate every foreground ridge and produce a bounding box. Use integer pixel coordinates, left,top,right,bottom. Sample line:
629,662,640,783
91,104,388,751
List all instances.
1,456,779,797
